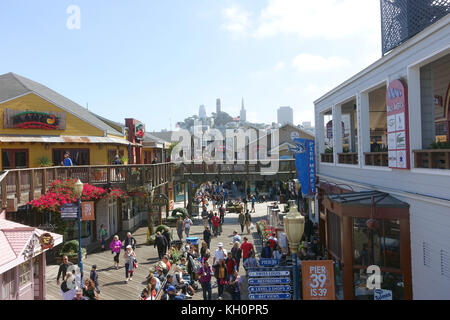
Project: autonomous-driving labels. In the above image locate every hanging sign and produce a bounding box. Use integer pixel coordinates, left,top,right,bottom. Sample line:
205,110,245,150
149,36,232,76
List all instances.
293,138,315,197
302,260,336,300
387,79,410,169
60,203,78,219
81,201,95,221
39,232,55,250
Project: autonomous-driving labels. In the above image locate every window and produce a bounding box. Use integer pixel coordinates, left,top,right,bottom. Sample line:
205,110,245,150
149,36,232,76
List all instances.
327,211,342,260
63,220,92,241
18,262,31,287
1,149,29,170
52,148,89,166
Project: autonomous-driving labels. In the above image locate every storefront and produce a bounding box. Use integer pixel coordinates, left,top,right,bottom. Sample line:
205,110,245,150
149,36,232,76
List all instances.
0,216,63,300
318,189,412,300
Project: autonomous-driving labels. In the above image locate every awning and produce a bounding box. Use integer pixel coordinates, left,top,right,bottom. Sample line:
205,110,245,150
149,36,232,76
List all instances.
0,135,137,146
326,191,410,209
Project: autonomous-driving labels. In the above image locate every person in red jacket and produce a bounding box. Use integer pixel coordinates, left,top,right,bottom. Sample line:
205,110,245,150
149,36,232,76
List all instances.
212,213,221,237
225,252,237,275
240,237,254,265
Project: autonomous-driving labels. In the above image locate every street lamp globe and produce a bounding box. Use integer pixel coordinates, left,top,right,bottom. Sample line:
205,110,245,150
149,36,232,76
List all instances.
294,179,301,193
74,179,84,199
283,206,305,254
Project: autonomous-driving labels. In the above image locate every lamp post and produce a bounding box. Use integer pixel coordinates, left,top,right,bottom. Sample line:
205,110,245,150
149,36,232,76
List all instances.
73,179,84,281
283,204,305,300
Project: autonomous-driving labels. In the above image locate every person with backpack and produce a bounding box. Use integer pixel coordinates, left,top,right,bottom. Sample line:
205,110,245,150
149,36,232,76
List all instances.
154,231,168,260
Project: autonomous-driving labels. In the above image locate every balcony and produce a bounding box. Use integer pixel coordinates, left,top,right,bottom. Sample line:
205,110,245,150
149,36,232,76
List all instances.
364,152,388,167
338,152,358,165
321,153,334,163
413,149,450,169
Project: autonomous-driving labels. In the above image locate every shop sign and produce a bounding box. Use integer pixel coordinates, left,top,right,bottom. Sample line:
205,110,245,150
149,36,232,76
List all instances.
39,232,55,250
4,108,66,130
135,120,145,141
374,289,393,300
293,138,315,197
151,194,169,207
60,203,78,219
302,260,336,300
386,79,410,169
81,201,95,221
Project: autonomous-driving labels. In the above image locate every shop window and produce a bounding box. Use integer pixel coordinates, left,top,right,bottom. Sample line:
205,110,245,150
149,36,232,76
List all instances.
353,269,404,300
369,86,388,152
327,211,342,260
340,99,358,155
33,257,40,279
2,269,16,300
52,149,89,166
1,149,29,170
18,262,31,287
63,220,92,241
108,149,125,164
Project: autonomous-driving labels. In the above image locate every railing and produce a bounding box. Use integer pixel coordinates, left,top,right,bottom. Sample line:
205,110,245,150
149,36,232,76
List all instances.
321,153,334,163
338,152,358,165
413,149,450,169
172,160,297,177
364,152,388,167
0,163,174,210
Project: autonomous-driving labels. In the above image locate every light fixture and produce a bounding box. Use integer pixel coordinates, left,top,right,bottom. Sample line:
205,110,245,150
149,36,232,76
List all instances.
74,179,84,198
283,205,305,254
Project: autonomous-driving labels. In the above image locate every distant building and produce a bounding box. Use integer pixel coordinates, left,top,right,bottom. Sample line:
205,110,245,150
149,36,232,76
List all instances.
199,105,207,119
216,98,221,114
277,106,293,125
240,98,247,122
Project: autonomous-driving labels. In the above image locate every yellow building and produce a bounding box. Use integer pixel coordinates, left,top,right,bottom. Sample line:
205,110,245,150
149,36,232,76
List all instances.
0,73,131,170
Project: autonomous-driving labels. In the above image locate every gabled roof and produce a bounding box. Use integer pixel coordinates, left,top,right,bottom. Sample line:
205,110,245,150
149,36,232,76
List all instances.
148,131,178,143
0,72,123,136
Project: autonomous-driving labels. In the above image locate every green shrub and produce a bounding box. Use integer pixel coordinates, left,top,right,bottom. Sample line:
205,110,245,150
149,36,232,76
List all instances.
171,207,189,218
58,240,86,257
155,225,170,233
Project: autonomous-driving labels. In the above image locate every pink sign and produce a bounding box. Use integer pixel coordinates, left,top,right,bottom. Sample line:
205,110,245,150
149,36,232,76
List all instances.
386,79,410,169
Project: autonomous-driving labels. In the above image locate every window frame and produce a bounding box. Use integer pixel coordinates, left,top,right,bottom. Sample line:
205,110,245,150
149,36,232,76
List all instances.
1,149,29,170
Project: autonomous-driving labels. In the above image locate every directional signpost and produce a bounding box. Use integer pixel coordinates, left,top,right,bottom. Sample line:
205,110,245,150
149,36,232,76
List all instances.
248,266,293,300
61,203,78,220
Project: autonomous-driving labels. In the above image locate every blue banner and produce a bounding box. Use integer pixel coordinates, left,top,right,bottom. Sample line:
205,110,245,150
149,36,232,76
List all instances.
292,138,315,197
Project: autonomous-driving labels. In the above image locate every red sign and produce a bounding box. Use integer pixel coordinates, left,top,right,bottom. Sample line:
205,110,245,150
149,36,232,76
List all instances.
81,201,95,221
39,233,55,250
302,260,336,300
386,79,410,169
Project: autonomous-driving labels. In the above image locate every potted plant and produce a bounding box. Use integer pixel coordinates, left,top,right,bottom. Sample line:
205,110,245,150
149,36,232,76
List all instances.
39,156,54,167
56,240,86,264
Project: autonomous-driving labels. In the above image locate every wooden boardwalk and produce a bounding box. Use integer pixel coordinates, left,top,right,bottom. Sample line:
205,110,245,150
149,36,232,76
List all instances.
45,204,266,300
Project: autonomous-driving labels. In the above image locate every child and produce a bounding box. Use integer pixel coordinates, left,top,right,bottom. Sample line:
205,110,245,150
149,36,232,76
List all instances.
90,265,100,294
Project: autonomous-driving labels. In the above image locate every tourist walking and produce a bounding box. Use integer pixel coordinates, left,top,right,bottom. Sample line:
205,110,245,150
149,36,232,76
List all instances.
207,210,213,230
214,259,228,300
243,250,258,273
176,216,184,241
198,260,213,300
228,269,242,300
261,241,273,258
225,252,237,276
83,278,98,300
110,235,122,269
231,241,242,271
240,237,254,265
212,213,221,237
90,265,100,294
200,241,210,261
99,224,108,251
124,245,137,282
238,210,245,234
162,227,171,249
201,208,208,228
213,242,227,266
56,255,73,286
251,195,256,213
244,210,252,234
184,216,193,238
219,205,225,224
203,226,212,249
123,232,137,251
154,231,168,260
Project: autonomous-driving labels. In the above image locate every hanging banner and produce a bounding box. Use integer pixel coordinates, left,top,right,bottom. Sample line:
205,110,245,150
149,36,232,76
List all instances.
302,260,336,300
292,138,315,197
81,201,95,221
387,79,410,169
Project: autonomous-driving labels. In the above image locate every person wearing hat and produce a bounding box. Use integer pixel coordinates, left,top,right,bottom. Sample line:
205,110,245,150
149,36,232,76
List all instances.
72,288,88,300
213,242,227,266
89,265,100,294
163,285,185,300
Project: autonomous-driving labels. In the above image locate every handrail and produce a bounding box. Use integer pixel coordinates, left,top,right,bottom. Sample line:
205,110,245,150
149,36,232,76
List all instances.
155,265,177,300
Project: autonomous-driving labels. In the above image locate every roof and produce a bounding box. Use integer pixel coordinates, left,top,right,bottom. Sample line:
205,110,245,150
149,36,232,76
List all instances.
148,131,177,143
0,218,63,273
0,135,131,145
326,191,410,209
0,72,123,136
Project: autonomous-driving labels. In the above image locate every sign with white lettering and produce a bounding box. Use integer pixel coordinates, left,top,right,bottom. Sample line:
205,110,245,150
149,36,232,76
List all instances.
387,79,410,169
259,259,279,267
248,277,291,285
248,270,290,277
374,288,393,300
302,260,336,300
249,293,291,300
60,203,78,219
249,285,291,293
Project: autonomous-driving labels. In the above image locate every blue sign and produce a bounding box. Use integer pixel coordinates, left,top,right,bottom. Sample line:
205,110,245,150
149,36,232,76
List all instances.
259,259,279,267
293,138,315,197
248,270,290,277
248,278,291,285
249,293,291,300
61,203,78,219
249,285,291,293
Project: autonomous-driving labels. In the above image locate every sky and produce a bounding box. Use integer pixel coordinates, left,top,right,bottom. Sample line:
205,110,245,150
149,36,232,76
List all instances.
0,0,381,131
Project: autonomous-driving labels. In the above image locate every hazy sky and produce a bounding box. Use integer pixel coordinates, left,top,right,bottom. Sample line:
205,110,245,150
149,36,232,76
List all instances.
0,0,381,131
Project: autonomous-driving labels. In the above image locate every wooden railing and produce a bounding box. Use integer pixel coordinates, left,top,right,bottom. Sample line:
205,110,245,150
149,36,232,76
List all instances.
0,163,174,210
413,149,450,169
364,152,388,167
338,152,358,165
321,154,334,163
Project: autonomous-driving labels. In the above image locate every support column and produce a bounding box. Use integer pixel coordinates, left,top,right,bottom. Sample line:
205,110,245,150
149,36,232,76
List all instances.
359,91,371,166
332,104,343,164
316,111,325,156
408,66,422,169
